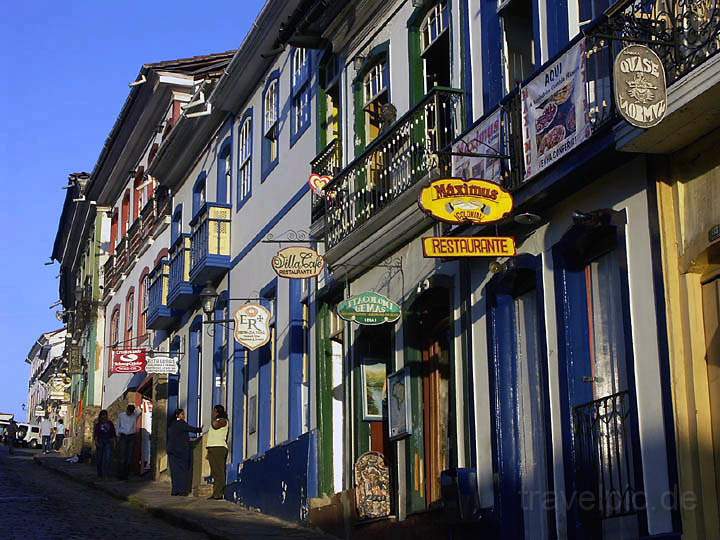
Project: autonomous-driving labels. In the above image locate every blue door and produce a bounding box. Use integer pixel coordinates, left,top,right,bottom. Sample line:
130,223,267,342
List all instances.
213,294,229,407
230,340,245,480
553,218,642,540
168,336,181,425
487,256,554,540
187,317,203,427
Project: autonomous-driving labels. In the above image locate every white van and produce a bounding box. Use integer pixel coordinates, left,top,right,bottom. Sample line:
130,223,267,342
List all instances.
16,423,41,449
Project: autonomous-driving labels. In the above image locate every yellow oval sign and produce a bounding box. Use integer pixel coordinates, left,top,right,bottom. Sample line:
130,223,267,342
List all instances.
418,178,513,224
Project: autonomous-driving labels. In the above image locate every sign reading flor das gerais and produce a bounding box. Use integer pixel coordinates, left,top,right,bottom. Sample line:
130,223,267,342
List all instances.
234,304,272,351
271,246,325,279
418,178,513,225
337,292,401,326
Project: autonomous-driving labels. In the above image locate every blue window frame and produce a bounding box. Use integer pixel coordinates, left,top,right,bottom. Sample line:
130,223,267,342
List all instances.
257,279,277,453
171,204,183,244
213,291,229,406
231,339,246,472
261,72,280,181
236,109,253,209
290,48,311,146
192,172,207,217
217,139,232,205
168,335,181,427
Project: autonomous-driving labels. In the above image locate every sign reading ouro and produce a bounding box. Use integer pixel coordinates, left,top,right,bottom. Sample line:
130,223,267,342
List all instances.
337,292,401,326
111,349,147,374
234,304,272,351
422,236,517,258
145,355,179,375
418,178,514,225
614,44,667,128
271,246,325,279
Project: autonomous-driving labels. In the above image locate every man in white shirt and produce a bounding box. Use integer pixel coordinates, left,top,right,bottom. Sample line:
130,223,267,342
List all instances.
39,417,53,454
54,419,66,451
117,404,141,480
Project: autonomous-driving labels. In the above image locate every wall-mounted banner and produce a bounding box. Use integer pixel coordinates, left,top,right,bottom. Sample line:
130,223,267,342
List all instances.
418,178,513,225
522,39,590,180
145,355,179,375
451,108,503,182
111,349,147,375
614,44,667,128
271,246,325,279
234,304,272,351
337,292,401,325
308,173,332,195
422,236,516,258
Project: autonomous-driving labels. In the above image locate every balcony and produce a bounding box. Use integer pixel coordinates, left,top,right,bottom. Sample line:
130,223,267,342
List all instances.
322,87,464,250
189,202,231,285
168,233,194,309
103,255,119,296
147,259,176,330
310,138,342,222
126,218,142,263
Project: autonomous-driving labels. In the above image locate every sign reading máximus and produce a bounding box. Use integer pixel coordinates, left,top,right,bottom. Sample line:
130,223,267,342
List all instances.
418,178,513,225
234,304,272,350
271,246,325,279
337,292,401,325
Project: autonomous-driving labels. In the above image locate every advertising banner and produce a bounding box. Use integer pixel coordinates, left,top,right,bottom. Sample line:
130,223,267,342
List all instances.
521,39,590,180
451,108,503,182
111,349,147,374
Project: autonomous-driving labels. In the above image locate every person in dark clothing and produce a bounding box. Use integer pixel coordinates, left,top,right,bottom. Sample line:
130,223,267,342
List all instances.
93,410,116,478
167,408,202,496
5,420,17,455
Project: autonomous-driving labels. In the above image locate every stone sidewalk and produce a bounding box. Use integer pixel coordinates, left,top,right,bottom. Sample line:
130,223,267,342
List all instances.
34,455,334,540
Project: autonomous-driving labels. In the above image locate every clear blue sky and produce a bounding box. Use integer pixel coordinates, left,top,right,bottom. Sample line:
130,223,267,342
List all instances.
0,0,266,420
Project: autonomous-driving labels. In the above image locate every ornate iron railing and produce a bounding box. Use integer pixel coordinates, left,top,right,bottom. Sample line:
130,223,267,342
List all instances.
573,390,638,522
169,233,192,292
323,88,464,248
310,138,343,221
190,202,232,273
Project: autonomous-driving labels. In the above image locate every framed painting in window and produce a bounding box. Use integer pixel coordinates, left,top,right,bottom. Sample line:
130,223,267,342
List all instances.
361,360,386,421
387,367,412,440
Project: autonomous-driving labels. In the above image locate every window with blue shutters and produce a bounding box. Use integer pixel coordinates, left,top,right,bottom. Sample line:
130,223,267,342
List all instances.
290,48,311,146
237,111,252,209
262,73,280,180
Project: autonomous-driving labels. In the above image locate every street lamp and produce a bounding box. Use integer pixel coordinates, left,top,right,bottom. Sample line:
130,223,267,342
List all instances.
200,281,218,320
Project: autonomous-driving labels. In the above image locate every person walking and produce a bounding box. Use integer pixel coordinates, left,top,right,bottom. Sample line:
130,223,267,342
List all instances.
39,417,53,454
93,410,116,478
54,419,66,451
206,405,229,500
6,420,17,455
167,409,202,496
116,404,141,480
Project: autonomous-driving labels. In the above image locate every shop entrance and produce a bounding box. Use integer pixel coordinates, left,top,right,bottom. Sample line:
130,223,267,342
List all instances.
701,273,720,517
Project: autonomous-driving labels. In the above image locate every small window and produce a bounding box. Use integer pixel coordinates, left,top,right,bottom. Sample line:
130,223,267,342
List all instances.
125,290,135,344
262,76,280,178
420,1,449,53
217,141,232,205
501,0,537,90
291,49,312,143
31,427,39,433
237,114,252,207
420,1,451,91
362,59,390,145
171,204,182,243
110,307,120,348
138,271,149,343
363,61,388,106
193,173,206,216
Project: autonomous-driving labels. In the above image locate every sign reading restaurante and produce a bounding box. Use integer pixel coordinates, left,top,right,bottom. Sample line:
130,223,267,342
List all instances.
271,246,325,279
422,236,516,258
418,178,514,225
614,44,667,128
234,304,272,350
111,349,147,375
337,292,401,326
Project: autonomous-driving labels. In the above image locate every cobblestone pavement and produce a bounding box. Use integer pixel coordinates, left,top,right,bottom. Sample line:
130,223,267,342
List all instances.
0,447,206,540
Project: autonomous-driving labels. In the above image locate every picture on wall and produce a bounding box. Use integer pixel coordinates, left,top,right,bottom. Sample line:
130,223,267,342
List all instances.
362,360,387,421
388,368,412,440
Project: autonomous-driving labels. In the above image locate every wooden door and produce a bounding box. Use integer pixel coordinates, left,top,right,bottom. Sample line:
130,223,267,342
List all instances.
702,276,720,514
422,336,450,506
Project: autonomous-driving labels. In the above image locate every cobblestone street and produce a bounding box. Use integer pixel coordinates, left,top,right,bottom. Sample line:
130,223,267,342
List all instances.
0,448,206,540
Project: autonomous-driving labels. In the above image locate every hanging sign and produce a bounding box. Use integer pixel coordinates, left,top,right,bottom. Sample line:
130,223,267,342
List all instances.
144,355,179,375
614,44,667,128
422,236,516,258
271,246,325,279
67,345,83,375
49,375,68,400
34,406,46,418
452,108,503,182
111,349,147,374
418,178,513,225
233,304,272,351
337,292,401,325
521,39,591,180
308,173,332,195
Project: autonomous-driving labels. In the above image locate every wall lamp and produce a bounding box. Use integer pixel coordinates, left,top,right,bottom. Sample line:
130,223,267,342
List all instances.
200,281,219,320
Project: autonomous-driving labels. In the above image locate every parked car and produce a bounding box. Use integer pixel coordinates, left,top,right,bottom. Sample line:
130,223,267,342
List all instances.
15,423,41,449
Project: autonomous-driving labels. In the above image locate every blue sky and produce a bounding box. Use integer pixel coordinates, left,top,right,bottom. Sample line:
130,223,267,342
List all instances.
0,0,266,419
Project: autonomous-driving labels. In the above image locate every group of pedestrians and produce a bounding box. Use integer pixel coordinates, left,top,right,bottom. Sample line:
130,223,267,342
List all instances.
39,417,65,453
93,403,229,500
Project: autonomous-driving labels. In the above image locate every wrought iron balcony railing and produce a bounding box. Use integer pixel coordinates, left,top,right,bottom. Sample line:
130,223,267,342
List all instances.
189,202,232,284
573,390,638,523
323,88,464,249
168,233,194,309
147,259,176,330
310,138,342,221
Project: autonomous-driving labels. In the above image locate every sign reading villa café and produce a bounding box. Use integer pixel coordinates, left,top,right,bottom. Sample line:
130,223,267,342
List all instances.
234,304,272,350
418,178,513,225
337,292,401,326
111,349,147,374
423,236,516,258
614,44,667,128
271,246,325,279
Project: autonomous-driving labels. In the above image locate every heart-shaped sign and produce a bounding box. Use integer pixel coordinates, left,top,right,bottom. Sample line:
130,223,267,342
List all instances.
309,173,332,195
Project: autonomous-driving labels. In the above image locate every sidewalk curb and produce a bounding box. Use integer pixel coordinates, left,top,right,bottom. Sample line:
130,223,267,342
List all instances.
33,456,227,539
